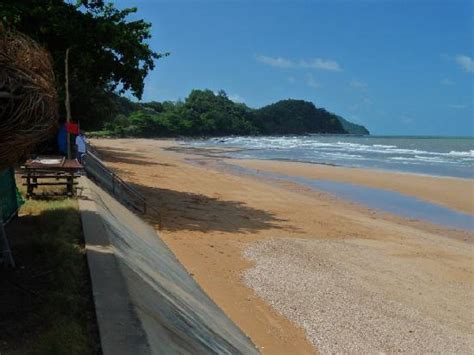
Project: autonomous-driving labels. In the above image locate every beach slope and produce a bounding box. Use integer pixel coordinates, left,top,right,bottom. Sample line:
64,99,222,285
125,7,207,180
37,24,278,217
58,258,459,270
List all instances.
91,138,473,354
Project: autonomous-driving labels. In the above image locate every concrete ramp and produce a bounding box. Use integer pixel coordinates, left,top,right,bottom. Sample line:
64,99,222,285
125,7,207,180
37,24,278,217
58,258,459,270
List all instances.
80,178,258,354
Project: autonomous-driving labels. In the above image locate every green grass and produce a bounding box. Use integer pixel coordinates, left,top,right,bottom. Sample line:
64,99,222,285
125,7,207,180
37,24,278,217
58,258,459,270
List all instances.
1,196,100,354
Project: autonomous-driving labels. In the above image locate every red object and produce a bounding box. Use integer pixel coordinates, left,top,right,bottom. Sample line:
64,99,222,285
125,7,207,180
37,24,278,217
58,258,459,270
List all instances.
65,122,79,135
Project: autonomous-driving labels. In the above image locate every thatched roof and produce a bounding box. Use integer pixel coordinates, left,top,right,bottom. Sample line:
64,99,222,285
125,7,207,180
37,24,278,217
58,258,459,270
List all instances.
0,24,58,169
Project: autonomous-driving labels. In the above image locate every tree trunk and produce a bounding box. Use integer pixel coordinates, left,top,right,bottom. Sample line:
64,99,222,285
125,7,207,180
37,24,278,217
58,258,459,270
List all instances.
65,47,72,159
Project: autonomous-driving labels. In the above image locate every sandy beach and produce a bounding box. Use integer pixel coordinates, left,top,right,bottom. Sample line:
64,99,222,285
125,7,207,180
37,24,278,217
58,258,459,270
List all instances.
91,138,474,354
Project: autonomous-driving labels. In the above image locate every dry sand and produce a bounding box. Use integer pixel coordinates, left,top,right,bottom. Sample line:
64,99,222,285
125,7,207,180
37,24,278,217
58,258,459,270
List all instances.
91,138,474,354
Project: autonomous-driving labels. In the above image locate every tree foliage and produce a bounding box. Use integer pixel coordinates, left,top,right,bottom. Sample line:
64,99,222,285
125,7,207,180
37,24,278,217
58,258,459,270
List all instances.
0,0,167,129
97,89,369,137
254,99,345,134
336,115,370,135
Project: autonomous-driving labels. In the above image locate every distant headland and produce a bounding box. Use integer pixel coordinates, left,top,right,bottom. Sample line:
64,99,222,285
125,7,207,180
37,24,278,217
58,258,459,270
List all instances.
95,89,369,137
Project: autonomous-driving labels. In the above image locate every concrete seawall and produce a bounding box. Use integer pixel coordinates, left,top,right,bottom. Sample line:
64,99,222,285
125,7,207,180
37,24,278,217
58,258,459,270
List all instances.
79,177,258,354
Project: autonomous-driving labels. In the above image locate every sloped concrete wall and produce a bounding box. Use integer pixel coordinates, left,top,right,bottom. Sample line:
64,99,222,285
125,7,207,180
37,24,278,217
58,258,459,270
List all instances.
81,178,258,354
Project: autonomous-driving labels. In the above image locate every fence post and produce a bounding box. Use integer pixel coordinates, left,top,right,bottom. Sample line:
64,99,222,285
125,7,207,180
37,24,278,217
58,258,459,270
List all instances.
112,172,116,194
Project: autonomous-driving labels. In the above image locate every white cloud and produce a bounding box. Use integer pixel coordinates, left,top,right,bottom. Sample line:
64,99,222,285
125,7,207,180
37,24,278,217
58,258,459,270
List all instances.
455,55,474,73
350,80,367,89
256,55,341,71
441,78,454,85
448,104,468,109
306,74,321,89
255,55,294,68
300,58,342,71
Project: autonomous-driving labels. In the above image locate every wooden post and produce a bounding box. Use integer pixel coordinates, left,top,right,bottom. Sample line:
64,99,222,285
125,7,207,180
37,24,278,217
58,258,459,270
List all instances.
65,47,72,159
67,173,73,196
26,171,32,198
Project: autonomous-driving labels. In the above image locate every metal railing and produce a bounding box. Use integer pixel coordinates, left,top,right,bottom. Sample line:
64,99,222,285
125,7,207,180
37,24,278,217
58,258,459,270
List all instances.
83,147,148,214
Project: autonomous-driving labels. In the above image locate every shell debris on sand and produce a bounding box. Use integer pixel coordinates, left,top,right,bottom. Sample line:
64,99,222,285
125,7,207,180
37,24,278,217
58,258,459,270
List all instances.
243,238,473,354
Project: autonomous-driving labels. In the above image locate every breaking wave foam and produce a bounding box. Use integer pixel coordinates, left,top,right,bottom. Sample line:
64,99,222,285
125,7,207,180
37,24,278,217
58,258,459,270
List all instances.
189,136,474,178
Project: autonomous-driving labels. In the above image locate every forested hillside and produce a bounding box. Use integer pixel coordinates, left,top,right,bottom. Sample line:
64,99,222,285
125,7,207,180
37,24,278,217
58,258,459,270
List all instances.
97,90,370,137
254,99,344,134
336,116,370,135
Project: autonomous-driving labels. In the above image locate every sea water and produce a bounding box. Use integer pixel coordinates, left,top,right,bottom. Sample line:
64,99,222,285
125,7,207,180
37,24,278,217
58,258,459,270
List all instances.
187,135,474,179
184,135,474,230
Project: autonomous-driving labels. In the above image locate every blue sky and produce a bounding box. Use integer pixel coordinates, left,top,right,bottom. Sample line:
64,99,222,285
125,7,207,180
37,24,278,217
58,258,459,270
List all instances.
115,0,473,136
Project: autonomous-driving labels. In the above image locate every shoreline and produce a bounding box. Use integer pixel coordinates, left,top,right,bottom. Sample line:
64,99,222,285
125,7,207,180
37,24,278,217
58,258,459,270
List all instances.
176,135,474,181
171,140,474,215
234,156,474,181
176,141,474,181
90,138,474,354
210,160,473,232
228,158,474,215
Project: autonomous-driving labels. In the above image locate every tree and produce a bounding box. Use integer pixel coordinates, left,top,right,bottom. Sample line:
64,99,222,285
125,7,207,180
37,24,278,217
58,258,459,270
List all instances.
0,0,168,129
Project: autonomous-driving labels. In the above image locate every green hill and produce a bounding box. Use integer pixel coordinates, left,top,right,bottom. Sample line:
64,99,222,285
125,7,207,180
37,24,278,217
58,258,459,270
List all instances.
97,90,370,137
254,99,346,134
337,116,370,135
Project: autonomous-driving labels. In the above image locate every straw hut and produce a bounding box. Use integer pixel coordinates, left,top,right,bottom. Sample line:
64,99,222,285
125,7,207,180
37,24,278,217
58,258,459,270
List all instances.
0,24,58,170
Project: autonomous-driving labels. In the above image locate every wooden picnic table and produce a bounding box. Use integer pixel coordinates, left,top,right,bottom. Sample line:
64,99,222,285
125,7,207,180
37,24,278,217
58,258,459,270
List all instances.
22,157,83,197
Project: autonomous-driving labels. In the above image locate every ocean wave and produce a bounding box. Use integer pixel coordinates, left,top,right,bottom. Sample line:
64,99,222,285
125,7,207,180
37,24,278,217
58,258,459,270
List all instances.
372,144,397,148
447,150,474,157
208,137,474,160
414,155,454,163
390,157,420,161
192,137,474,178
390,156,456,164
318,152,366,160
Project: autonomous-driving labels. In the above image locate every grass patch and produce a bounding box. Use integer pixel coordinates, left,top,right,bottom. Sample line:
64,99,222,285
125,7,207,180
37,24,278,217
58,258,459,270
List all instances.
0,196,100,354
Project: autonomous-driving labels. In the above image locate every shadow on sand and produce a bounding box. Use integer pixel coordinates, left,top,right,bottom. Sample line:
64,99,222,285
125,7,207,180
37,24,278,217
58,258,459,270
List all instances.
129,182,299,234
94,145,299,234
97,147,175,167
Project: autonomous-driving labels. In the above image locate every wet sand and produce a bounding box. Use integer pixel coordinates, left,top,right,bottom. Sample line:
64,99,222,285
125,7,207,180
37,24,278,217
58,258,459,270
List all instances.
91,138,474,354
232,159,474,215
